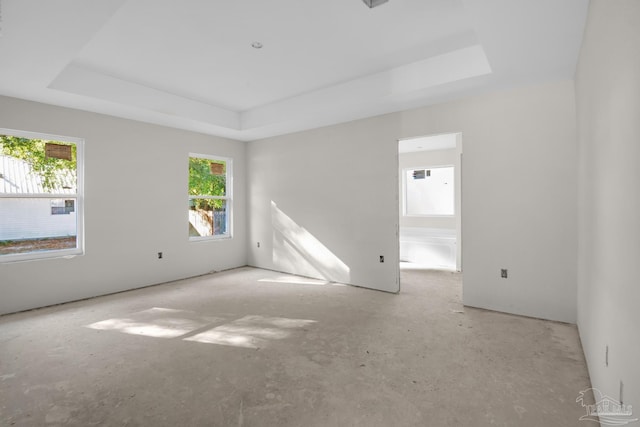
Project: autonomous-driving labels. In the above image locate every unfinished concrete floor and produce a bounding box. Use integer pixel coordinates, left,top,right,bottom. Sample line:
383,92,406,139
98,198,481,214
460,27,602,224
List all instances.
0,266,592,426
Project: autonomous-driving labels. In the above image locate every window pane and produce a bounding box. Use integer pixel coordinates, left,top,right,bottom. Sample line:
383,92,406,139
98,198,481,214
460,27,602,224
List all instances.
188,157,226,197
0,135,77,194
188,199,228,237
50,199,75,215
405,166,455,216
0,198,78,256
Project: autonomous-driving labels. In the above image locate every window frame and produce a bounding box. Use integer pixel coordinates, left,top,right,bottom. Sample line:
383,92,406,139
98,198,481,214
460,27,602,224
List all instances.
188,153,233,241
0,128,84,263
402,164,455,217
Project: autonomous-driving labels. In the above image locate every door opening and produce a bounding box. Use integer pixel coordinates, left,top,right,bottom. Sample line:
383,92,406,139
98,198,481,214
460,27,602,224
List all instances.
398,133,462,272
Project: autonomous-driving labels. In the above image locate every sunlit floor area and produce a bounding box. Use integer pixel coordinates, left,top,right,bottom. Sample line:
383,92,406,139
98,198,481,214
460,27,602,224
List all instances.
0,267,592,426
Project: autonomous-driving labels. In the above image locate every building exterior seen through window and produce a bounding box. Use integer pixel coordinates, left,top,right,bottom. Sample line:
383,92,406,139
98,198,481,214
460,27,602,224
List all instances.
0,129,84,262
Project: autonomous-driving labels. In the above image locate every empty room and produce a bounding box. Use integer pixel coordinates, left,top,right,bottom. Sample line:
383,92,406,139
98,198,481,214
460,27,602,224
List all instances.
1,0,638,426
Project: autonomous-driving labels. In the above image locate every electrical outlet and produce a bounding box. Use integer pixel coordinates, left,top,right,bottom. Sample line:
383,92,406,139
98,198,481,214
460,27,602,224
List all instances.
500,269,508,278
257,242,260,248
379,255,384,263
158,252,163,259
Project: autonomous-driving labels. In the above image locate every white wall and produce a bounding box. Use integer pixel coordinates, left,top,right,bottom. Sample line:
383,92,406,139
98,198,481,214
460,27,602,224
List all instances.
247,116,401,292
400,81,578,322
0,79,579,325
247,80,578,322
575,0,640,413
0,96,247,315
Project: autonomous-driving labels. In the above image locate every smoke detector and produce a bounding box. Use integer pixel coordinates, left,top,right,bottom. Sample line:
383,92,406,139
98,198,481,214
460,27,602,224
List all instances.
362,0,388,8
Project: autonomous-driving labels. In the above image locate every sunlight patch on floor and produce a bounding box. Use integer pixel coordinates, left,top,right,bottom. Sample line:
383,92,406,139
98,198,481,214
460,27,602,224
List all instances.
86,309,315,349
86,307,221,338
185,315,315,349
257,275,346,287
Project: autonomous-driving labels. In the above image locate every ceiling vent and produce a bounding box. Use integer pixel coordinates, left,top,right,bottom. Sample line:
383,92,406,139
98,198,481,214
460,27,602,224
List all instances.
362,0,388,8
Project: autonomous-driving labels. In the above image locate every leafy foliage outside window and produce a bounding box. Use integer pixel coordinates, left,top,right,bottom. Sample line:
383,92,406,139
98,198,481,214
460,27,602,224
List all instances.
188,157,226,210
0,135,77,192
188,155,231,238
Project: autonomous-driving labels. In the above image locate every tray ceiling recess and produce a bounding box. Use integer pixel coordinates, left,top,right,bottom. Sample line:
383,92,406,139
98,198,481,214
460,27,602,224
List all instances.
0,0,588,141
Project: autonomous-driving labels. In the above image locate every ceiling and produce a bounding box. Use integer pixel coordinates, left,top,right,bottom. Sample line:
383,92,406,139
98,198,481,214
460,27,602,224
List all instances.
0,0,589,141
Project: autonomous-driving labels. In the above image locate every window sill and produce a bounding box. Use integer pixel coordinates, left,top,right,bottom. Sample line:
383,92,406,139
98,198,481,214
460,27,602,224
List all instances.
403,214,456,218
0,248,84,264
189,235,232,243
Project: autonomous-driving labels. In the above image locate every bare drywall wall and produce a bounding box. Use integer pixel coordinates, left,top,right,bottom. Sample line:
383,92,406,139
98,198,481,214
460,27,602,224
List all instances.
399,81,578,323
575,0,640,414
0,96,247,315
247,116,401,292
248,80,578,322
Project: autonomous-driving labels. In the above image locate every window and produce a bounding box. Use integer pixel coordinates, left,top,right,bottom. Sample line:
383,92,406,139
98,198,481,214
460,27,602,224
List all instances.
51,199,75,215
404,165,454,216
188,154,232,240
0,129,84,262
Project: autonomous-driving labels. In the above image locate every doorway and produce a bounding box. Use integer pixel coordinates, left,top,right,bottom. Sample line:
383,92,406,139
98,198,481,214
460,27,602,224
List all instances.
398,133,462,271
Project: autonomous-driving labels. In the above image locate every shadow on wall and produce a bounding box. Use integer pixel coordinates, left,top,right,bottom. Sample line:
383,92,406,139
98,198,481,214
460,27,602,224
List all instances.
271,201,350,284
